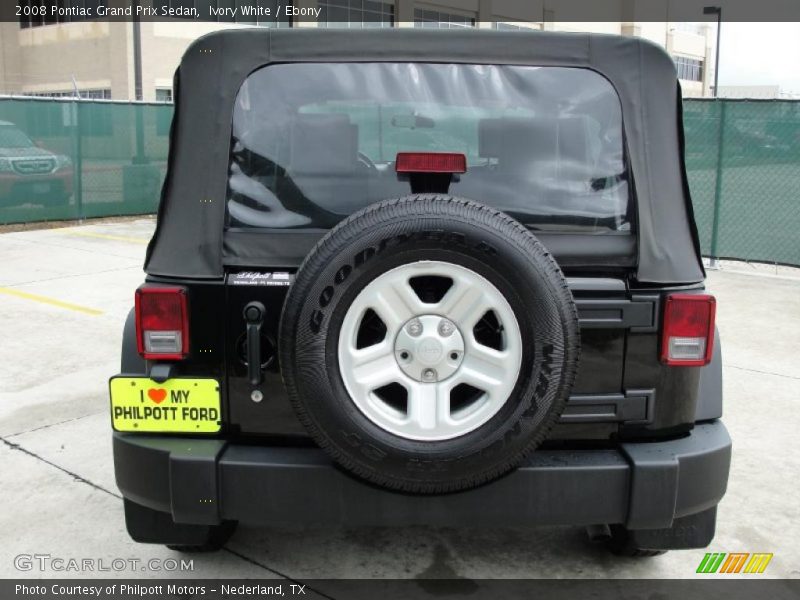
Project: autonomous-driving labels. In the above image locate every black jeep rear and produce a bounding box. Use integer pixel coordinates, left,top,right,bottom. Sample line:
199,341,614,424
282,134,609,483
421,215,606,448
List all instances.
111,29,730,556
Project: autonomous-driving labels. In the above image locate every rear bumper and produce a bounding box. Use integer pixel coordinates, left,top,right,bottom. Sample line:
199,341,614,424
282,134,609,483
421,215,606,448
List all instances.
113,420,730,530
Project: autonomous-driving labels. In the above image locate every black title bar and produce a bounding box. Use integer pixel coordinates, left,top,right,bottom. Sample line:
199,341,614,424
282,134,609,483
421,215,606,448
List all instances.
4,579,800,600
3,0,800,23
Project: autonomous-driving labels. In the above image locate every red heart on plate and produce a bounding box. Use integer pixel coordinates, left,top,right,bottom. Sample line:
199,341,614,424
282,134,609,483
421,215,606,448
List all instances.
147,388,167,404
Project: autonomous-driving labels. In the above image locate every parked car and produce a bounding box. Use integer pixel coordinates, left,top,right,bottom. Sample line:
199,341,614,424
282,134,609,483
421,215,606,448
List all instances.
0,120,72,207
110,29,730,556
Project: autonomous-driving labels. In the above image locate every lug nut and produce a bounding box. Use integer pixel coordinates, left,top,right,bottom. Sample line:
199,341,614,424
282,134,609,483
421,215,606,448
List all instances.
251,390,263,403
422,368,437,381
406,319,423,337
438,319,455,337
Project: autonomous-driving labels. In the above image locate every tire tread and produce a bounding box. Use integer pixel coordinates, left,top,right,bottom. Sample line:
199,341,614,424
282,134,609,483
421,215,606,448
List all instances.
280,195,580,493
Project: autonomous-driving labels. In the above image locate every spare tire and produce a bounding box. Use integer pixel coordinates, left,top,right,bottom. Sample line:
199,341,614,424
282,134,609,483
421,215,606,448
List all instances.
279,195,580,493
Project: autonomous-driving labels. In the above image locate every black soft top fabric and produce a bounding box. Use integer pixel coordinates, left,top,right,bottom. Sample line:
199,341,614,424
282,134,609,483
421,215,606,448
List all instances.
145,28,704,284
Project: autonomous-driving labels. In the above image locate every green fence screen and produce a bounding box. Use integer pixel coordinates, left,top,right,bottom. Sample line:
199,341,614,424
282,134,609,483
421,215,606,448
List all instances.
0,97,170,224
684,100,800,266
1,97,799,266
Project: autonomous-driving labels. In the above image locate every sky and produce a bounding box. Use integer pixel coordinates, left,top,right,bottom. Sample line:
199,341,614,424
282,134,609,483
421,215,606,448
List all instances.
717,22,800,93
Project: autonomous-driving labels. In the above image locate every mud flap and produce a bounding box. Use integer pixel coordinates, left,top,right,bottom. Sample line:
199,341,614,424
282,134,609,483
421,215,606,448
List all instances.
123,499,236,548
625,506,717,550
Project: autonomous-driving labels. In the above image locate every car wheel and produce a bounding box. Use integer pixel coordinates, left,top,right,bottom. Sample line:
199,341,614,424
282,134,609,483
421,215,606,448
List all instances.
279,195,580,493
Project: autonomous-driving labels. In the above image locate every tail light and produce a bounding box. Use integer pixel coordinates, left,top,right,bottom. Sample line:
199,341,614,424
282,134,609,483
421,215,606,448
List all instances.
395,152,467,174
135,286,189,360
661,294,716,366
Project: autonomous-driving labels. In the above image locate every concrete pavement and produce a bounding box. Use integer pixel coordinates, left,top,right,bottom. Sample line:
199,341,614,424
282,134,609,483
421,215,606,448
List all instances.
1,218,798,581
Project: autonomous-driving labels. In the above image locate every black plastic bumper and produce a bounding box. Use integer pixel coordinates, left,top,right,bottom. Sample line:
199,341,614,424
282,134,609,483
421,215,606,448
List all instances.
113,421,730,530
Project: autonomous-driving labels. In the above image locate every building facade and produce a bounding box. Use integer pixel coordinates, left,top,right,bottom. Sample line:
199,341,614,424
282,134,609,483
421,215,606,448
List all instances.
0,0,716,101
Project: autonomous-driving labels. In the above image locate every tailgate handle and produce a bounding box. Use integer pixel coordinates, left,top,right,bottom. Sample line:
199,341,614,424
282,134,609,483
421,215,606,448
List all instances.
243,302,266,386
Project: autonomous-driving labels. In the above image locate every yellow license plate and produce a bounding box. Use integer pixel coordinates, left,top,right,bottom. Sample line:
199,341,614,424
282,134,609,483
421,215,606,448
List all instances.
109,377,221,433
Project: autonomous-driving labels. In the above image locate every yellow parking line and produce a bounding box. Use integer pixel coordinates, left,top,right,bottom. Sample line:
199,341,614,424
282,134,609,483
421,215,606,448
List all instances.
65,231,149,244
0,287,104,316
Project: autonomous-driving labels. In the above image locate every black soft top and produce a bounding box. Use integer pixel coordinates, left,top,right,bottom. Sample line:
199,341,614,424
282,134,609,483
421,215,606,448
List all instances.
145,28,704,285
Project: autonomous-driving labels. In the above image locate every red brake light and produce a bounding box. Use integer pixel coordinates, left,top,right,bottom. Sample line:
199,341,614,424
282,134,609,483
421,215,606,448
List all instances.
135,286,189,360
661,294,716,366
395,152,467,174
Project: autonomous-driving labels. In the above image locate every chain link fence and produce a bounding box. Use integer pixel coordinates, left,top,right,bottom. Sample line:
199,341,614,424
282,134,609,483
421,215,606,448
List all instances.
684,99,800,266
0,97,170,224
1,96,798,266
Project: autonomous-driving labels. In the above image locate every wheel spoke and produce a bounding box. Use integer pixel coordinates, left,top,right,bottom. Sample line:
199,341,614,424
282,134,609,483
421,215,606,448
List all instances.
437,277,492,328
370,280,424,332
347,342,402,390
455,339,511,395
407,382,449,430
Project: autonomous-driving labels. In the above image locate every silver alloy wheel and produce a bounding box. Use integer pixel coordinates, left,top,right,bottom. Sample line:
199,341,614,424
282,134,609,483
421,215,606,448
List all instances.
337,260,523,441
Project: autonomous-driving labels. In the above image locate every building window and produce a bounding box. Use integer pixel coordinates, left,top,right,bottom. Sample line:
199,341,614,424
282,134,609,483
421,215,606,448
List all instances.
495,22,534,31
413,7,475,28
25,89,111,100
672,22,705,36
19,0,106,28
674,56,704,82
318,0,394,28
155,88,173,103
79,89,111,100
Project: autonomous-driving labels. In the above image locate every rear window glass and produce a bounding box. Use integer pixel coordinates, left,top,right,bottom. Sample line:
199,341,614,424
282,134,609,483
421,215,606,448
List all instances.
227,63,631,233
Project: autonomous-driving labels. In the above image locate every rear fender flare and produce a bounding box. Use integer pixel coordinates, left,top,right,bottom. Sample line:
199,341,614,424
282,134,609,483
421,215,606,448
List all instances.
121,307,147,375
694,328,722,421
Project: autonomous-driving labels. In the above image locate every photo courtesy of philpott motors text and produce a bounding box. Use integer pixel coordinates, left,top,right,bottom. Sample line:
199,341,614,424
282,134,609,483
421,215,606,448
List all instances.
15,583,218,597
13,583,307,598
